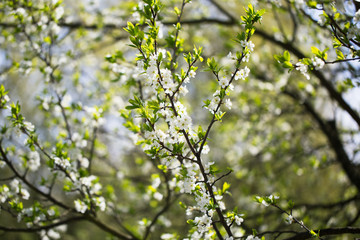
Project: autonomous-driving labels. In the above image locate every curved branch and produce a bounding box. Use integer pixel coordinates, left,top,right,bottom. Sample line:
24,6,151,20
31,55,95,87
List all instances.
0,142,72,210
0,216,85,232
208,0,237,23
284,227,360,240
143,166,175,240
283,90,360,191
255,29,360,129
86,215,136,240
0,211,138,240
293,194,360,210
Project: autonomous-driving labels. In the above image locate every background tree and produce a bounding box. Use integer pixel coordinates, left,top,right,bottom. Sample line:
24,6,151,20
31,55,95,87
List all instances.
0,0,359,239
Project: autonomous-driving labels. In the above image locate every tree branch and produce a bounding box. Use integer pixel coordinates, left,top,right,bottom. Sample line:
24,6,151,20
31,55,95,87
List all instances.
85,215,136,240
293,193,360,210
283,90,360,191
284,227,360,240
0,141,72,210
0,216,85,232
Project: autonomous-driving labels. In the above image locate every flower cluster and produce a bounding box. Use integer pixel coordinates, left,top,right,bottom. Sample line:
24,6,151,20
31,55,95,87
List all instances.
40,225,67,240
0,179,30,204
240,40,255,62
120,2,266,238
235,66,250,81
295,62,310,80
54,156,71,169
312,57,325,70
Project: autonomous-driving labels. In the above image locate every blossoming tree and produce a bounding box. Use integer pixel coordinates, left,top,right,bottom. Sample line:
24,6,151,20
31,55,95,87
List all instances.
0,0,360,239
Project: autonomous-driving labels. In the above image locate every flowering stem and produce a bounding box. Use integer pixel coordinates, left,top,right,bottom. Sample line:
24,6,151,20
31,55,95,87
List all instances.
195,153,233,237
270,203,324,240
0,140,72,210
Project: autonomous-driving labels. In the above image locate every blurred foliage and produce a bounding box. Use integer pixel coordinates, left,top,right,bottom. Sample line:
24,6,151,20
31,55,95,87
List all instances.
0,0,360,239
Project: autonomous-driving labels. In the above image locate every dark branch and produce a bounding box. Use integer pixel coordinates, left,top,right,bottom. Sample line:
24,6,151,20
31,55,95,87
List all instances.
86,215,136,240
284,90,360,192
0,216,85,232
284,227,360,240
293,194,360,210
0,142,71,210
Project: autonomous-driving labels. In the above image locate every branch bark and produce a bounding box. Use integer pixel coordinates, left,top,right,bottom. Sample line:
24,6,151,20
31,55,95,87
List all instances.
284,227,360,240
284,90,360,191
0,216,85,232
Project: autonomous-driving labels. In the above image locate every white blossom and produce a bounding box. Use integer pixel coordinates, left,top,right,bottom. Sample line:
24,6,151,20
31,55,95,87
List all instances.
42,96,52,110
95,196,106,211
153,192,163,201
235,215,244,225
54,6,64,20
47,209,56,216
0,186,10,203
20,188,30,200
202,145,210,154
78,155,89,168
312,57,325,70
54,157,71,169
295,62,310,80
194,214,212,233
50,22,61,35
246,236,260,240
294,0,305,8
61,94,72,108
47,229,61,239
225,98,232,110
354,9,360,23
10,179,20,192
71,132,87,148
179,86,189,96
14,8,27,17
28,151,40,171
286,214,294,224
182,177,196,193
227,51,234,59
0,161,6,168
84,106,105,127
235,66,250,80
74,200,87,213
247,41,255,52
242,53,250,62
219,76,229,88
23,121,35,132
80,175,97,187
161,233,176,240
318,14,326,25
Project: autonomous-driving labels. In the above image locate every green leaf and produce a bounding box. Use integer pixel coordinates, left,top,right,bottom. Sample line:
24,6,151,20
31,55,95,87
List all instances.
215,112,226,122
311,46,320,56
223,182,231,192
43,36,52,44
336,49,344,60
307,0,317,8
284,51,290,61
310,230,318,237
282,61,293,69
288,200,294,209
174,6,180,16
124,22,135,35
179,201,187,209
333,37,342,48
